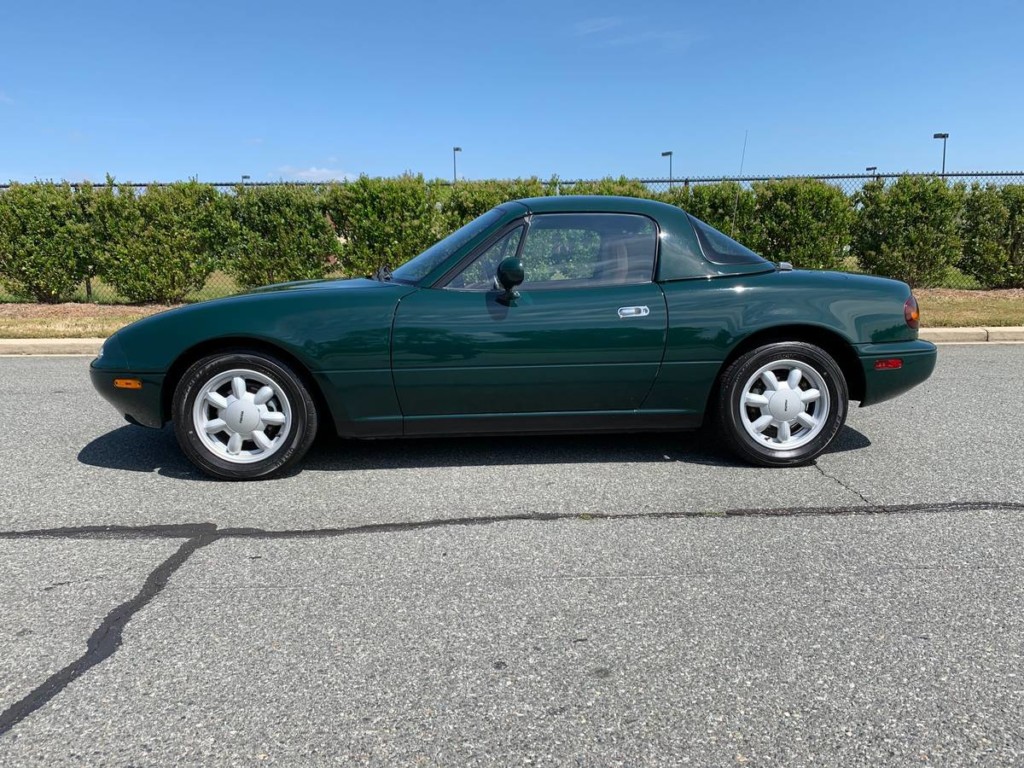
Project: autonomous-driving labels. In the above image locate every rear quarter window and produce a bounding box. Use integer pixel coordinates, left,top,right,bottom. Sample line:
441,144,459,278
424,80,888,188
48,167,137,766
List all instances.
688,214,767,266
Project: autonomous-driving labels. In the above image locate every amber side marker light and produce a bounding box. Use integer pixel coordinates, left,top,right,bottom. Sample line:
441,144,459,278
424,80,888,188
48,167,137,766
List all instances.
113,378,143,390
874,359,903,371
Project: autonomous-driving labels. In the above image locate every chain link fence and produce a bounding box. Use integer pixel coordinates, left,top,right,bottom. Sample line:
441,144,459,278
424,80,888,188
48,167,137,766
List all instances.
7,170,1020,195
2,172,1023,302
606,171,1024,197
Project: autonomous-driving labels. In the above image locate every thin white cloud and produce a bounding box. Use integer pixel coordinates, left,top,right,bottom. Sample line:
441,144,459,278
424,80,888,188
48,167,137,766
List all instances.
605,29,692,49
574,17,622,35
275,166,354,182
245,137,264,146
574,17,692,51
0,91,14,105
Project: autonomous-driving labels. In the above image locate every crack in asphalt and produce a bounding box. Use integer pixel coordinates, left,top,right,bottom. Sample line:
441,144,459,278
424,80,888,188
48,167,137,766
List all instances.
3,500,1024,739
0,533,217,739
5,502,1024,544
812,461,879,509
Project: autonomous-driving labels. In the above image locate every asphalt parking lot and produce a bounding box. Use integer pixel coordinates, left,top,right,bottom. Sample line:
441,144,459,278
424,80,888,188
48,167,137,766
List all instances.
1,345,1023,765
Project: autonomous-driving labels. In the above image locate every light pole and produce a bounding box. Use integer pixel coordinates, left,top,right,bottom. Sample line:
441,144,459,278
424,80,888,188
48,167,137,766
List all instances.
865,166,878,180
661,150,673,189
933,133,949,176
241,174,251,185
452,146,462,184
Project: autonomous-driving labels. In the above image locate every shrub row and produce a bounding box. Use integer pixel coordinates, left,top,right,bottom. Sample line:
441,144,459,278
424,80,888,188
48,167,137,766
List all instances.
1,174,1022,302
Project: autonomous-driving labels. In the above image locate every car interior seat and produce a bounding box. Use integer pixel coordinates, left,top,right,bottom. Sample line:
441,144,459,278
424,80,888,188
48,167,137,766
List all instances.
594,237,629,284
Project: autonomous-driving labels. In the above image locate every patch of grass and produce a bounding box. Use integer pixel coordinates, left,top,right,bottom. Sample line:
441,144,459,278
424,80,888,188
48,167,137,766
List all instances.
0,304,175,338
916,288,1024,327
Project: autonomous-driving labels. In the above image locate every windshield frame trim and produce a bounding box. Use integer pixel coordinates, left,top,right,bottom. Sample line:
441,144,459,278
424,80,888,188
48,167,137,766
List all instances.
429,217,530,289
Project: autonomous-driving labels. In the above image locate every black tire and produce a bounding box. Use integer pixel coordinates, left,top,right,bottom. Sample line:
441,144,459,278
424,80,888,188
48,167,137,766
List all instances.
716,342,848,467
172,351,318,480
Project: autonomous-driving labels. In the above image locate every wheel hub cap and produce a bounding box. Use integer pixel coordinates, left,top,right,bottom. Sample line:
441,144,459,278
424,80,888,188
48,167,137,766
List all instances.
223,400,262,435
767,390,804,422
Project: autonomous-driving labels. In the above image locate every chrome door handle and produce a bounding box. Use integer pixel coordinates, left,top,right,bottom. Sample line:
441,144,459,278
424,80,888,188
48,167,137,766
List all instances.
617,305,650,318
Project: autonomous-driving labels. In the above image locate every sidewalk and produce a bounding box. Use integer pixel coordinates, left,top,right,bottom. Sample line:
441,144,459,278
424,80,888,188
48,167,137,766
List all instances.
2,328,1023,355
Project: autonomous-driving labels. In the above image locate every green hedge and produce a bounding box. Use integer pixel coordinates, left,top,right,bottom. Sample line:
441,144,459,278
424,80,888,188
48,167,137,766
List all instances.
228,184,341,290
325,174,446,277
439,177,551,231
851,176,962,288
1,175,1023,303
96,181,230,303
748,179,854,271
958,183,1024,289
0,182,90,302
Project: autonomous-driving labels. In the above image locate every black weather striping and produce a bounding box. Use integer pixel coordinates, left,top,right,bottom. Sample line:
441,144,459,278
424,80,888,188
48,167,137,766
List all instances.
3,500,1024,739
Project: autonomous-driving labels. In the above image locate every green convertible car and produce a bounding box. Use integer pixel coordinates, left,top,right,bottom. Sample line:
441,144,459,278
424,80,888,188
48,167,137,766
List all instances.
91,195,937,480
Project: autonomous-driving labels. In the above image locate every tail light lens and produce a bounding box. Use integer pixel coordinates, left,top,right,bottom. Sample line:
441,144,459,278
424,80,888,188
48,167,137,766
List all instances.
904,295,920,329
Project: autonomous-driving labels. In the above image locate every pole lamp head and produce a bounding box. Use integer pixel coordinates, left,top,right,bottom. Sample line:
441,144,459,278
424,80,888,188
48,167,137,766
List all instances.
933,133,949,140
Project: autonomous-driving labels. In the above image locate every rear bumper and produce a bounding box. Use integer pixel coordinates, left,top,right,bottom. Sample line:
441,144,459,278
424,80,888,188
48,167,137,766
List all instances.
89,363,166,428
856,339,937,407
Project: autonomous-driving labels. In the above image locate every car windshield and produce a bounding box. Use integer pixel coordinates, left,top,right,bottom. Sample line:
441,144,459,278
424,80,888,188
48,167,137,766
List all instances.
687,214,767,266
391,207,506,284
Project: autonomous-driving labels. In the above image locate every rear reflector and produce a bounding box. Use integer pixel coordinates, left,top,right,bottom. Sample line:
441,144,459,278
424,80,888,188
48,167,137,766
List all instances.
874,359,903,370
113,378,143,389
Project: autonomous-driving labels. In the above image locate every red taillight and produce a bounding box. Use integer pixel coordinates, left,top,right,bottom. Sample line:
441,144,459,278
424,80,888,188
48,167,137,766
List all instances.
874,358,903,370
904,295,920,329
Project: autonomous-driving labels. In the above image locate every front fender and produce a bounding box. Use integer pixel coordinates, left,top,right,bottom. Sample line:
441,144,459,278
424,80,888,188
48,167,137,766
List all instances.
115,285,414,373
97,282,416,435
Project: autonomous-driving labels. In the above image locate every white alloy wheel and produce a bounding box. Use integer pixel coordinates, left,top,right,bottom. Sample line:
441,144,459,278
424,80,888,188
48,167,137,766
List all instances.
738,359,830,451
191,369,293,464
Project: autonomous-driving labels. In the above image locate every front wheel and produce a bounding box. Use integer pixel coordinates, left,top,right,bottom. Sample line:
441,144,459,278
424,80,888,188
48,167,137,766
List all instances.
716,342,848,467
173,352,318,480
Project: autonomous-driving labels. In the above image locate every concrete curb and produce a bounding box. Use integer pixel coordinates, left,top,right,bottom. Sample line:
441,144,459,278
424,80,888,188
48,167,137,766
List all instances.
1,329,1022,356
919,327,1024,343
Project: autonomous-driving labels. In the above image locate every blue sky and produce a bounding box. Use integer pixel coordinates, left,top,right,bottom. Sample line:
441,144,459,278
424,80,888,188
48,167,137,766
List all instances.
1,0,1022,183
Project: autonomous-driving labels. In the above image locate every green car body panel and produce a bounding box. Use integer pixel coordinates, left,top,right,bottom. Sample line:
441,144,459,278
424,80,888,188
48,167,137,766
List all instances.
91,196,936,440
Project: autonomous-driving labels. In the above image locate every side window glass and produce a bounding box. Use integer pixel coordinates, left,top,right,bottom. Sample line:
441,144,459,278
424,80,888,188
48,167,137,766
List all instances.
445,227,523,290
519,214,657,288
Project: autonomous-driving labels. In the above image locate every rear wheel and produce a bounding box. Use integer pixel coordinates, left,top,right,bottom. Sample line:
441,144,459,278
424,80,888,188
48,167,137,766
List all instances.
173,352,318,480
716,342,847,467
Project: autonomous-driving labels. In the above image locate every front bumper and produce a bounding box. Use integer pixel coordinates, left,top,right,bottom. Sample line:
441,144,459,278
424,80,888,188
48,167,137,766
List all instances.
90,336,166,428
856,339,937,406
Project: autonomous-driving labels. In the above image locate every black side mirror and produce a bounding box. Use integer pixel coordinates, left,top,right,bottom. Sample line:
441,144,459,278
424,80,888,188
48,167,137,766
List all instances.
494,256,524,305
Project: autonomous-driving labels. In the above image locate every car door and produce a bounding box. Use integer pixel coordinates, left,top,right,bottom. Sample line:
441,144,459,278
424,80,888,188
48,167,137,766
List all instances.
391,212,668,434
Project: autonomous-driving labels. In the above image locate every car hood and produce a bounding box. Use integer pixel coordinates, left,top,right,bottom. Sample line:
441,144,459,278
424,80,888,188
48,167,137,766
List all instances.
241,277,397,294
